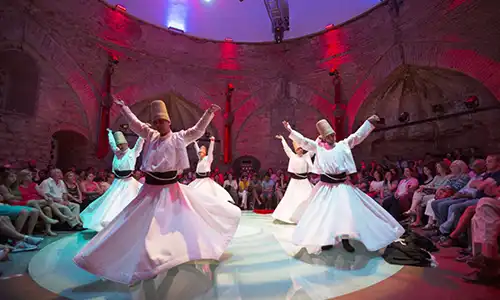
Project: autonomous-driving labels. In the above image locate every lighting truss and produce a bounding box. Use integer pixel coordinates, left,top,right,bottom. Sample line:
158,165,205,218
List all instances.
263,0,290,43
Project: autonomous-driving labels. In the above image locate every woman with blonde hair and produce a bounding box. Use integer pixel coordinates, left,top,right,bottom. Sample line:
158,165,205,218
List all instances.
404,161,450,227
423,160,470,230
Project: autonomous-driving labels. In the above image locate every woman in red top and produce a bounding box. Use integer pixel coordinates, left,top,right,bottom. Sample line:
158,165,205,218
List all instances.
16,170,60,235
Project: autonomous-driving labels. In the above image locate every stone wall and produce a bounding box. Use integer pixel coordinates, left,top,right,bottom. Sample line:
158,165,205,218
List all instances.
0,0,499,171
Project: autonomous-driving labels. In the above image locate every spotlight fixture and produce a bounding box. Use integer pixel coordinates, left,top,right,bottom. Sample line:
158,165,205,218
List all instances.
274,26,284,43
464,95,479,110
227,83,235,92
329,68,340,77
114,4,127,12
167,27,185,34
109,55,119,65
398,112,409,123
432,104,445,114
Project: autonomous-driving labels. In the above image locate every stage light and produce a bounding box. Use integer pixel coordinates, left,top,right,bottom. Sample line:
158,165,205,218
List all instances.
224,38,233,42
274,27,284,44
109,55,119,65
329,68,339,77
325,24,334,30
114,4,126,12
227,83,235,92
167,26,185,34
464,95,479,110
398,112,409,123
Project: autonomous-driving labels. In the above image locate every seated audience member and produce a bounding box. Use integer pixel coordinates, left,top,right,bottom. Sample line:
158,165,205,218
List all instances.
368,170,384,198
248,173,263,209
275,172,288,203
79,171,103,210
238,174,250,210
436,155,500,235
1,170,58,230
223,173,239,204
39,169,84,231
261,173,275,209
0,195,42,251
0,215,43,252
432,159,488,235
382,167,418,220
356,170,373,193
462,186,500,283
64,171,83,204
17,170,64,235
405,162,450,226
438,205,476,248
423,160,470,229
99,173,115,193
373,170,398,204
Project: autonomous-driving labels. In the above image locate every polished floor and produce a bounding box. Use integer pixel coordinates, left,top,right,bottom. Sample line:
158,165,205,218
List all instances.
28,212,403,299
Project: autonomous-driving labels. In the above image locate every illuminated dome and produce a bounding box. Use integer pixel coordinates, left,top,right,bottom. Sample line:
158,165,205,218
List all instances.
105,0,381,42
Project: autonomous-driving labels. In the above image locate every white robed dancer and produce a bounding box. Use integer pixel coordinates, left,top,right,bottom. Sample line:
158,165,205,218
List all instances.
74,98,241,285
188,137,235,203
272,135,314,224
282,116,404,253
80,130,144,232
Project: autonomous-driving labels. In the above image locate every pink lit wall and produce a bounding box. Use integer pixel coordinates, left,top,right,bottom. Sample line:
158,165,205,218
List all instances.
105,0,381,42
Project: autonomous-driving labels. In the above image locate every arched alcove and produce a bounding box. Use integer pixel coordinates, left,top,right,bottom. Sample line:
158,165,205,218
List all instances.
113,93,220,166
52,130,90,170
352,65,500,160
0,50,39,116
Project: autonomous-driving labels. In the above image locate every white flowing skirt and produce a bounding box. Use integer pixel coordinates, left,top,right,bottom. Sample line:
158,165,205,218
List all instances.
80,177,143,232
272,178,314,224
73,182,242,285
188,178,235,203
293,182,404,253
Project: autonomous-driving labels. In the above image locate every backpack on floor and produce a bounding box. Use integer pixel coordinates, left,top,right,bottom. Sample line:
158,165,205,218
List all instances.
402,230,439,252
382,230,438,267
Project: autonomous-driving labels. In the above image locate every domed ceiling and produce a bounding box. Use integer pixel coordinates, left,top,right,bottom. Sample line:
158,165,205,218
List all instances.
105,0,380,42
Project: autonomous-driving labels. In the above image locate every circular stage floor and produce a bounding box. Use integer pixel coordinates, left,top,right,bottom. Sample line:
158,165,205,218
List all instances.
28,212,403,299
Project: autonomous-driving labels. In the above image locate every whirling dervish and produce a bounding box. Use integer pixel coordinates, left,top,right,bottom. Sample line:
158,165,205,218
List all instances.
272,135,314,224
74,97,241,285
189,136,235,204
80,129,144,232
282,116,404,254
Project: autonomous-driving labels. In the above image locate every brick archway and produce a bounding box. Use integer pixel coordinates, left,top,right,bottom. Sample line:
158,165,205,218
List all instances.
0,42,92,138
20,18,99,140
346,45,500,132
111,72,224,137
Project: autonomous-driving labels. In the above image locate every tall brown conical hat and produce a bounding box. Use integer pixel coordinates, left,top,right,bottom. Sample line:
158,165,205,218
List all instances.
113,131,127,145
316,119,335,139
150,100,171,122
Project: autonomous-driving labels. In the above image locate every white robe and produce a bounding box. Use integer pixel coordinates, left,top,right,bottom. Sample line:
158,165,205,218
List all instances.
80,131,144,232
74,106,241,285
272,138,314,223
289,121,404,252
189,140,235,203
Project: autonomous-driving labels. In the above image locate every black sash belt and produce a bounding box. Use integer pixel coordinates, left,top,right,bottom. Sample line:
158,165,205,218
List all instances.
196,172,210,179
289,172,308,180
145,171,179,185
320,173,347,184
113,170,133,179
